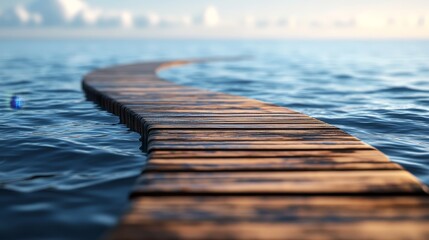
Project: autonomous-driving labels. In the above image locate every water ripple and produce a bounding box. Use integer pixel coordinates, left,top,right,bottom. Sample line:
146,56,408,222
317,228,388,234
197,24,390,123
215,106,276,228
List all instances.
1,39,429,239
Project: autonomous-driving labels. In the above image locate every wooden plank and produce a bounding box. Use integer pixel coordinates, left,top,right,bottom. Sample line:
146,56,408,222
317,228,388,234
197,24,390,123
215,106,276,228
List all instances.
149,149,389,159
148,129,355,142
121,196,429,220
144,118,326,124
133,171,425,195
138,113,303,117
147,143,373,151
146,123,338,131
109,221,429,240
108,196,429,240
145,157,402,172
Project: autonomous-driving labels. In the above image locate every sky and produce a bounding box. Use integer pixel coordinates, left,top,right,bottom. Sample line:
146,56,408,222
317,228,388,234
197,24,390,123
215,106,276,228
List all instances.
0,0,428,39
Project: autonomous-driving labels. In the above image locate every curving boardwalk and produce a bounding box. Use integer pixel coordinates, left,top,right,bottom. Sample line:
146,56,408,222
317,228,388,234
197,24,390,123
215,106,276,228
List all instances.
82,60,429,240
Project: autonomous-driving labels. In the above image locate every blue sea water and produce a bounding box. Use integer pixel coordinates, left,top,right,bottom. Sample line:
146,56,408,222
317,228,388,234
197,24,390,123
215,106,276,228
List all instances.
0,40,428,239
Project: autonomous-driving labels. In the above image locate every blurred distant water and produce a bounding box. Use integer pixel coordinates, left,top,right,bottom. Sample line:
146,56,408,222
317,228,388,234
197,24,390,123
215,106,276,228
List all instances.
0,40,428,239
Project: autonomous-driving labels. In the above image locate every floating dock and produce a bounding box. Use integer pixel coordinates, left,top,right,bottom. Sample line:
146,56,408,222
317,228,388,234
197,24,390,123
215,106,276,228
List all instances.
82,60,429,240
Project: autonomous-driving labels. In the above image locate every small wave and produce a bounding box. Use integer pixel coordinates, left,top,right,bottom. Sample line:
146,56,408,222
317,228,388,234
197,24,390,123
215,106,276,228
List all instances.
389,71,414,77
365,86,429,94
332,74,354,80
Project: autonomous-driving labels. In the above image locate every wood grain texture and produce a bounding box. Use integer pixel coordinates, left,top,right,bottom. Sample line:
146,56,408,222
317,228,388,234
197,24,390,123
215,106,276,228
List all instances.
134,171,424,195
145,157,402,172
82,60,429,240
107,196,429,240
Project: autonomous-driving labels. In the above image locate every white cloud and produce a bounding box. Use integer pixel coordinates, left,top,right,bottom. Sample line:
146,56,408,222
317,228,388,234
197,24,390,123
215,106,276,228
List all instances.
15,5,32,23
199,5,220,27
355,11,389,28
27,0,83,25
242,15,256,27
71,8,101,26
0,0,201,29
0,4,41,26
119,11,133,28
182,16,193,26
1,0,426,37
0,0,133,28
241,15,358,29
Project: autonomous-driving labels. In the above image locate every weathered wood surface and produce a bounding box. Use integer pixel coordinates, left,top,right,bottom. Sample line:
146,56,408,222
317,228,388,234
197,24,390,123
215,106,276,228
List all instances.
82,60,429,240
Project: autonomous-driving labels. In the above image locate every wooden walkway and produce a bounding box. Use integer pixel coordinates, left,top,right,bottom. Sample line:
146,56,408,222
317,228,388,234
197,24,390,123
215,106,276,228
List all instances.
82,60,429,240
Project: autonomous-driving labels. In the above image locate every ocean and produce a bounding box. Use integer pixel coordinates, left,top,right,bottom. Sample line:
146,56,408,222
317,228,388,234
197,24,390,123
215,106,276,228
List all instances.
1,39,428,239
